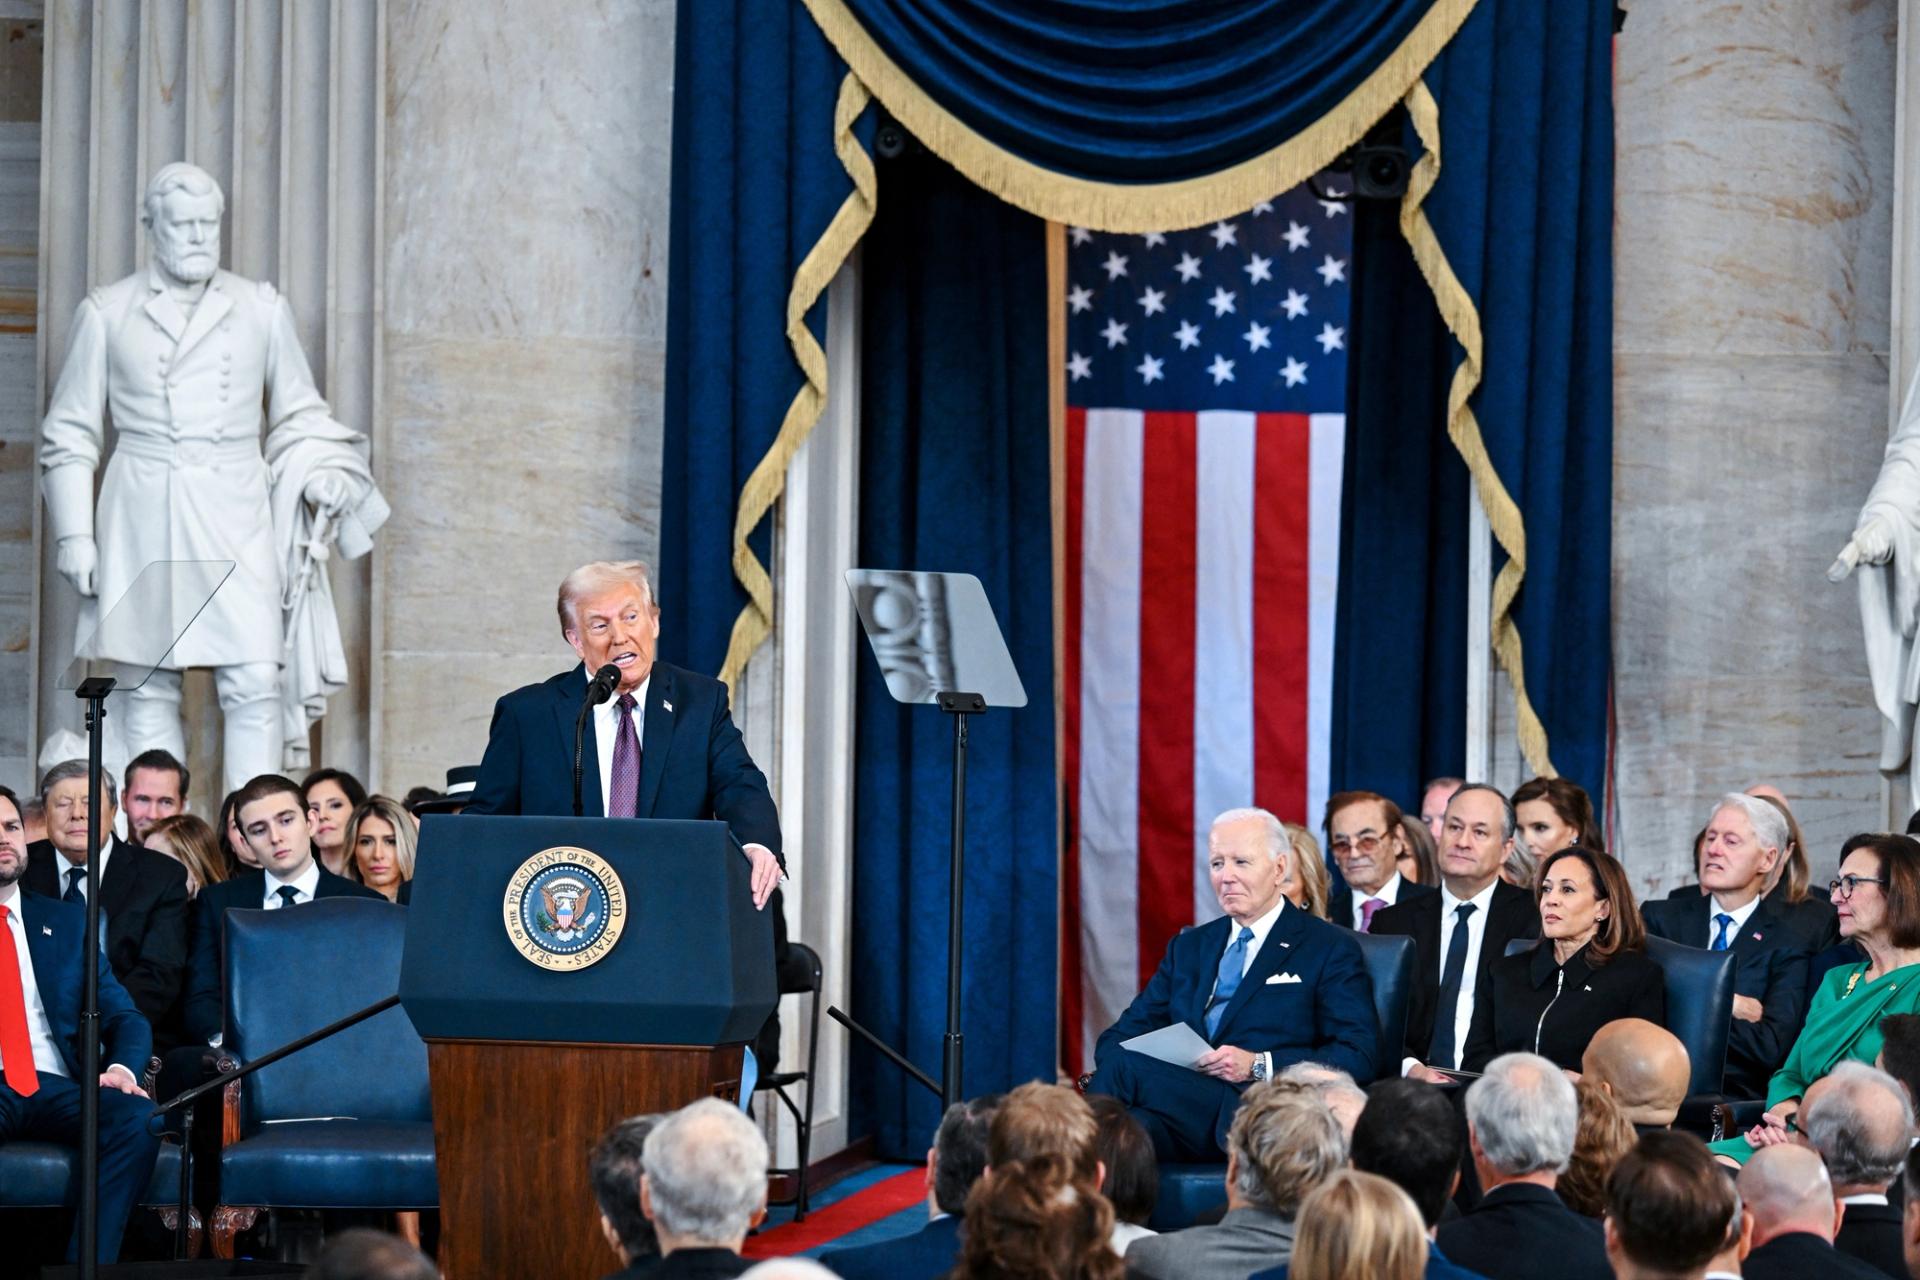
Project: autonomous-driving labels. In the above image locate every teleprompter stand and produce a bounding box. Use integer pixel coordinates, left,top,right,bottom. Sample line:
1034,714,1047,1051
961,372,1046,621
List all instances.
834,571,1027,1110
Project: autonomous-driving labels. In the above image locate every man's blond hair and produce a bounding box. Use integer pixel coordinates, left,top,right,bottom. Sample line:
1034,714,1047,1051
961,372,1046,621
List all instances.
987,1082,1099,1181
557,560,657,636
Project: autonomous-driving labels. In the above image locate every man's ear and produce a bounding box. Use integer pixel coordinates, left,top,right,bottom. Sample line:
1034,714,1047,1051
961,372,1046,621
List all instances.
640,1174,656,1224
926,1145,939,1190
1447,1169,1461,1199
597,1212,621,1255
1737,1207,1755,1259
1096,1159,1107,1190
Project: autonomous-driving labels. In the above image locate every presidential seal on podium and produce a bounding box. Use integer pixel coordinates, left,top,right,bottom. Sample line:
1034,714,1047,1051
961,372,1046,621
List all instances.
503,846,628,970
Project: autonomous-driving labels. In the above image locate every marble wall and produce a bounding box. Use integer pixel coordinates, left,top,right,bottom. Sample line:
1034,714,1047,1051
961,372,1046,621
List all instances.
376,0,674,790
0,13,37,790
1612,0,1901,893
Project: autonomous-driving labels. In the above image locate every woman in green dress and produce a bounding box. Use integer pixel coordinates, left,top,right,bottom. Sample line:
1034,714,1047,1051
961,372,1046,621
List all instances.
1712,831,1920,1164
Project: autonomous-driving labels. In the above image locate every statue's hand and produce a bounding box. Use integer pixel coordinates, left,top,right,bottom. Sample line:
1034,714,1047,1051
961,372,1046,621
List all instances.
303,470,351,515
56,535,97,597
1830,515,1895,582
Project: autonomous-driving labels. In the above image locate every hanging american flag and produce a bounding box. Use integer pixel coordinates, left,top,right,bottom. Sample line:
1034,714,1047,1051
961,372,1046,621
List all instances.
1061,181,1354,1075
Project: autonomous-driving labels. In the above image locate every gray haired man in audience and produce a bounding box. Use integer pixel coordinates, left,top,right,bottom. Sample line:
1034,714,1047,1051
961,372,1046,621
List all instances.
639,1098,767,1279
1797,1061,1914,1278
1126,1079,1344,1279
591,1113,663,1279
1435,1052,1611,1280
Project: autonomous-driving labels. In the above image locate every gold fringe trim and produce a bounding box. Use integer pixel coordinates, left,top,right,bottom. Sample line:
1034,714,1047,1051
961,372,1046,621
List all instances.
800,0,1479,233
1397,79,1555,777
717,73,879,691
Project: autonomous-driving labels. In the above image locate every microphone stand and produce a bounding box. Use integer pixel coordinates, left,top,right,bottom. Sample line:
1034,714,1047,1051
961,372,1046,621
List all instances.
572,666,619,818
75,675,115,1278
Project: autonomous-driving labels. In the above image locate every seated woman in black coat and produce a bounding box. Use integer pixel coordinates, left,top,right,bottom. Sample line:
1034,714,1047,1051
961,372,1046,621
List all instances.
1462,847,1666,1073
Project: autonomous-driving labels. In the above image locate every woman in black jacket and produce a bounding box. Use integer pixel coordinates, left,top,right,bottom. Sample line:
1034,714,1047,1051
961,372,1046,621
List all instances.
1461,847,1665,1072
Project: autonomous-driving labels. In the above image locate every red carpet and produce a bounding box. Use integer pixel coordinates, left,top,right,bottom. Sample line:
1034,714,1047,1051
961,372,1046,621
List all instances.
743,1168,927,1258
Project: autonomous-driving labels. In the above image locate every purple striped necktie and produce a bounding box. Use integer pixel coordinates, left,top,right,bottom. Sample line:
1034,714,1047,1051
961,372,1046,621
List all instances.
609,692,641,818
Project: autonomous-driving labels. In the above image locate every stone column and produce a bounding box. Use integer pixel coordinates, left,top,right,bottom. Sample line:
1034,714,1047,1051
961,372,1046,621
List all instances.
32,0,382,807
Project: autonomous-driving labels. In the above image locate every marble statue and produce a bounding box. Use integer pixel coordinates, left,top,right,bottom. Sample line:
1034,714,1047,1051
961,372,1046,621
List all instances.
40,162,389,793
1832,360,1920,800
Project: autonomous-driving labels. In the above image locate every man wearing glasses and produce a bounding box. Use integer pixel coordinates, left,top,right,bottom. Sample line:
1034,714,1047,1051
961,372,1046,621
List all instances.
1324,791,1433,933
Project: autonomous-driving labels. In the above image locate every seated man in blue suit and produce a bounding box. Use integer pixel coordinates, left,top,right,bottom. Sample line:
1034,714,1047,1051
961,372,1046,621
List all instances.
0,784,162,1263
818,1092,1001,1280
1086,807,1378,1161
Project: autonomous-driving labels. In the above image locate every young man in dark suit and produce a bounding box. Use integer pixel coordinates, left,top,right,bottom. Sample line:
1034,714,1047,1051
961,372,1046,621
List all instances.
0,784,162,1264
1372,784,1540,1079
1642,793,1810,1097
180,773,382,1046
1601,1131,1742,1280
25,758,191,1052
819,1093,1000,1280
1324,791,1435,931
1085,807,1378,1161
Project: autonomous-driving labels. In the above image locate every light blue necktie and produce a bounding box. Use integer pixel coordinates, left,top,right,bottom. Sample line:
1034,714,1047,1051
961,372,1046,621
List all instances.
1711,913,1733,951
1205,926,1255,1038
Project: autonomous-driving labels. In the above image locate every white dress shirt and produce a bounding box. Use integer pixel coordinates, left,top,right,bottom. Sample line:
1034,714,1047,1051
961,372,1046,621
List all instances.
1405,877,1501,1074
1706,890,1762,948
1840,1192,1890,1206
1350,871,1404,930
52,838,113,903
593,674,651,816
262,859,322,908
1213,896,1289,1077
0,881,70,1079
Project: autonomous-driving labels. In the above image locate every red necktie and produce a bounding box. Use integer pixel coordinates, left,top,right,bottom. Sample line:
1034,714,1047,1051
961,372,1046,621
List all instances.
0,904,41,1097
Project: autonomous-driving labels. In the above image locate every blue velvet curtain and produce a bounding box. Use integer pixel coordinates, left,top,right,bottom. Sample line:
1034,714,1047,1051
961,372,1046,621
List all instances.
830,0,1449,180
1333,0,1614,803
851,151,1056,1157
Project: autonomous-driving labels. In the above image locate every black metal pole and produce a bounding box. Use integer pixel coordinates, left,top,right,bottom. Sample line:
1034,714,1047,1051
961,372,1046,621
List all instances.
76,675,113,1277
174,1102,193,1260
826,1006,942,1098
936,692,983,1111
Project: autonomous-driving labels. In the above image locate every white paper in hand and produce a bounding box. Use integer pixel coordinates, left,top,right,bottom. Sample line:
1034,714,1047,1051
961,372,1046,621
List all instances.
1119,1022,1215,1071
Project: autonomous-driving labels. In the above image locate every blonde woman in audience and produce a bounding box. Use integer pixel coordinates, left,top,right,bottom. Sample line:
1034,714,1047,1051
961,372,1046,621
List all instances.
1281,823,1331,919
1285,1169,1427,1280
343,795,418,904
143,813,230,897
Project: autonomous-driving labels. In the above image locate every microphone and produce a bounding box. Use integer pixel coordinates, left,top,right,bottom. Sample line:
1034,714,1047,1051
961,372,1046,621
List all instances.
585,663,621,706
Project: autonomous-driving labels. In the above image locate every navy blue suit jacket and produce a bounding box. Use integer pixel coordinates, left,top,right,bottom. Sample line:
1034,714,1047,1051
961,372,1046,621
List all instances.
467,661,782,864
817,1213,960,1280
16,890,152,1076
1641,891,1809,1097
181,866,381,1043
1329,875,1435,932
1252,1241,1490,1280
1095,901,1379,1083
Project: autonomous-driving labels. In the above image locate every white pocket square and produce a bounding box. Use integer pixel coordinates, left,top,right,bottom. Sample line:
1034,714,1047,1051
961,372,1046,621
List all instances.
1267,973,1303,985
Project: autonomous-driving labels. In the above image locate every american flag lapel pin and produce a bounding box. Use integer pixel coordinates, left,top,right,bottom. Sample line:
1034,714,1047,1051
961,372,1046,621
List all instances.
41,926,52,936
1752,932,1764,942
663,700,673,713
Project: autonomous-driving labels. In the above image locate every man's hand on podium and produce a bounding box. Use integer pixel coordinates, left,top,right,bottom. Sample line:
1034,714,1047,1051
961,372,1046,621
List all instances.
743,842,781,910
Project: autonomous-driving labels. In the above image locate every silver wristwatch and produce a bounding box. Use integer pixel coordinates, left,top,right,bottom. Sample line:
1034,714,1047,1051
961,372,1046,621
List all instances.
1250,1056,1268,1082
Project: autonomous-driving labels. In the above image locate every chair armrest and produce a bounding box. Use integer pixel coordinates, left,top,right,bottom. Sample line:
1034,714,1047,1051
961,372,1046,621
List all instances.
1672,1095,1726,1140
216,1052,243,1148
144,1055,163,1097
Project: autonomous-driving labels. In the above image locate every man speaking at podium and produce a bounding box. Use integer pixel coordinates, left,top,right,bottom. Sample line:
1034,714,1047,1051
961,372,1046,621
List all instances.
467,559,784,905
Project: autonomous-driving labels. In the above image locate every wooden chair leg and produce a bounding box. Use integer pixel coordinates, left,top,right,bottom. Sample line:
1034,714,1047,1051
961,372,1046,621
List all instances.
154,1205,206,1258
211,1205,258,1259
395,1210,422,1248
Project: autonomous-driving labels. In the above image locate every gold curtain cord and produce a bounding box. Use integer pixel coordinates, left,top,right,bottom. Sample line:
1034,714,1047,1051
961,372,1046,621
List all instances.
800,0,1479,233
1397,78,1555,778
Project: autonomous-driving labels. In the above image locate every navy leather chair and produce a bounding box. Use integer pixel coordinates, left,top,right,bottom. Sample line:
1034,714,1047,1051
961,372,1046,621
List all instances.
0,1141,197,1251
211,898,434,1257
1150,930,1416,1230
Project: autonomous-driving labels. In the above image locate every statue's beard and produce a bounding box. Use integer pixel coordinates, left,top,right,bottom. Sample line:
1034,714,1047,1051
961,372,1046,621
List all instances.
156,240,218,283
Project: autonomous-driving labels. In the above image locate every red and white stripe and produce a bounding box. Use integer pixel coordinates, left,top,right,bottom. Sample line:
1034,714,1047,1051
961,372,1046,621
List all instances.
1061,406,1346,1075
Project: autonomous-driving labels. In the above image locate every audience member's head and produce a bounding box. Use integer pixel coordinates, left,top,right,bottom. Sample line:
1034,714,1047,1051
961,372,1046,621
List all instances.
590,1113,661,1265
1278,1062,1368,1139
39,758,117,864
930,1093,1002,1217
1207,808,1292,926
988,1082,1099,1182
739,1262,840,1280
1087,1094,1156,1228
1738,1143,1841,1248
1560,1079,1638,1218
1747,785,1811,903
234,774,318,880
1537,847,1646,965
959,1087,1119,1280
302,767,368,872
123,748,188,843
1288,1169,1427,1280
1581,1018,1691,1127
1349,1078,1464,1230
1902,1145,1920,1279
641,1098,768,1253
1511,776,1603,859
144,813,229,896
305,1228,438,1280
1437,783,1516,898
218,787,260,869
1603,1131,1741,1280
344,796,418,902
1908,807,1920,837
1226,1079,1346,1218
1419,777,1463,844
1833,832,1920,951
1701,793,1785,908
1397,814,1440,887
19,794,44,846
0,785,25,885
1281,822,1332,918
1464,1052,1578,1186
1799,1060,1914,1195
1324,791,1405,900
1877,1012,1920,1105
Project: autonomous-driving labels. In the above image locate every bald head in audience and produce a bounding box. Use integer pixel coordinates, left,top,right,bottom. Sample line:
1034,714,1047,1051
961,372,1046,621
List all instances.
1737,1144,1842,1248
1581,1019,1691,1128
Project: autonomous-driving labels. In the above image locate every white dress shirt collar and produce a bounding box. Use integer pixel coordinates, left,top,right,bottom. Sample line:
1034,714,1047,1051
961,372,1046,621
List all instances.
1840,1191,1890,1206
52,837,113,899
264,858,323,907
1706,889,1763,944
1442,876,1500,916
1231,895,1288,957
1352,871,1403,929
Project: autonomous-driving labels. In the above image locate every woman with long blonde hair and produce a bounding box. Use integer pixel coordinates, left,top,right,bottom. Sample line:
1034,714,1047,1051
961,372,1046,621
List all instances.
1287,1169,1427,1280
343,795,418,903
